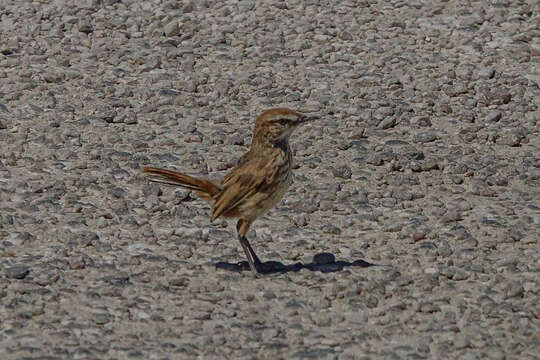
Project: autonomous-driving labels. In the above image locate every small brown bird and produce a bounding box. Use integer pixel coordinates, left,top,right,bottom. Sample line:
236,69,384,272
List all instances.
142,108,318,274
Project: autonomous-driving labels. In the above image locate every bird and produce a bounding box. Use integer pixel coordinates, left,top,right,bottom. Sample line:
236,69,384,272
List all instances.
142,108,318,275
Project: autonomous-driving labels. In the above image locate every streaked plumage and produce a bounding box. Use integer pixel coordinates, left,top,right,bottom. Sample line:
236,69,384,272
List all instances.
142,108,318,274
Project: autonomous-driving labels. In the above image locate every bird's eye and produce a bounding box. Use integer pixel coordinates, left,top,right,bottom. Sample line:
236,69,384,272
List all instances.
278,119,288,125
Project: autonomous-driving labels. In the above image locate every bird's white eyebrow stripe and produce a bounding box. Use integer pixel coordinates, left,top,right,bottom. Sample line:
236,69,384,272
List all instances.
270,114,298,122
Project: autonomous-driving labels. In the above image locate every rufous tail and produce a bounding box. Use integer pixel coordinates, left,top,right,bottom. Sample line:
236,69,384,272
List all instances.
142,167,221,199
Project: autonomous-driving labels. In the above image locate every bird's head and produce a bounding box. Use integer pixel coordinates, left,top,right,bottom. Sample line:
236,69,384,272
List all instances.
252,108,318,147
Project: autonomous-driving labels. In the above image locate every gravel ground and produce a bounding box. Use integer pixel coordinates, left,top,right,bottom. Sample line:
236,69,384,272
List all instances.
1,0,539,359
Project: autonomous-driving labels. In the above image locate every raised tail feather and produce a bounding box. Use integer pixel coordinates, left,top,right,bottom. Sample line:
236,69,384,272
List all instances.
142,167,221,198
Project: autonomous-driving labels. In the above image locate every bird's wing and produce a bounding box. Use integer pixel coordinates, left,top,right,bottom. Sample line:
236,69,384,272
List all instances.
211,156,280,221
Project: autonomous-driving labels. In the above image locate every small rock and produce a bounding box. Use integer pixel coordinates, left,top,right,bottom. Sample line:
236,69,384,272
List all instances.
313,313,332,326
321,224,342,235
418,241,436,250
366,295,378,308
94,313,112,325
421,159,439,171
292,214,309,227
366,153,384,166
440,266,455,278
262,328,279,341
169,277,189,287
312,296,331,309
183,79,198,92
452,268,470,281
227,134,244,146
35,272,60,286
486,88,511,105
485,111,501,123
379,116,397,129
413,132,437,143
477,68,495,79
504,281,524,299
410,116,431,127
164,20,180,37
444,84,467,97
340,31,353,40
101,274,130,286
385,139,409,147
438,243,453,258
496,132,524,147
449,175,464,184
418,302,441,313
286,249,301,260
441,209,462,223
190,311,211,320
520,234,537,245
486,349,505,360
117,110,137,124
262,290,277,299
331,165,352,179
78,20,94,34
211,117,228,126
6,265,30,279
69,256,85,270
183,2,194,13
440,103,453,114
486,175,508,187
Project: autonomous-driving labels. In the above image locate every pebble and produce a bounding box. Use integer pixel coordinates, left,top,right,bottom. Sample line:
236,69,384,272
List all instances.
164,20,180,37
78,20,93,34
413,132,437,143
379,116,397,129
366,153,384,166
485,111,502,123
331,165,352,179
321,224,342,235
5,265,30,279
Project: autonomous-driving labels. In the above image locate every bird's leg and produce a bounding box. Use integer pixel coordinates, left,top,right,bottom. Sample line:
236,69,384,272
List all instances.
237,219,262,274
238,235,258,274
242,237,262,266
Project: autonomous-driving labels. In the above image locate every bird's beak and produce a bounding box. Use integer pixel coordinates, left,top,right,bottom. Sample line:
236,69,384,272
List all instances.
299,114,320,124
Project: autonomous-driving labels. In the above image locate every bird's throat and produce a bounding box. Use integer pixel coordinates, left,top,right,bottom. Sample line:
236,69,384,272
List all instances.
273,138,290,152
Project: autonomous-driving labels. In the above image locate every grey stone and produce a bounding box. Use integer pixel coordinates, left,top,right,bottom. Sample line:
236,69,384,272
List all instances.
410,116,431,127
418,302,441,313
504,281,524,299
164,21,180,37
331,165,352,179
379,116,397,129
496,132,525,147
366,153,384,166
476,68,495,80
78,20,94,34
486,88,512,105
413,132,437,143
321,224,341,235
485,111,502,123
444,84,468,97
6,265,30,279
117,110,137,124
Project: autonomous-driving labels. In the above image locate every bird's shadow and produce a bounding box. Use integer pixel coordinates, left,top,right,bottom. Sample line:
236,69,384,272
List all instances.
215,252,375,275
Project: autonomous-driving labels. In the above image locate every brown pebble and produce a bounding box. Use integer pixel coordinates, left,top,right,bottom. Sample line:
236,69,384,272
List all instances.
412,232,426,242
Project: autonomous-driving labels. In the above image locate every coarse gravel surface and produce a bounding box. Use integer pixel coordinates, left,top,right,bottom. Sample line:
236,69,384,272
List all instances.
1,0,539,359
